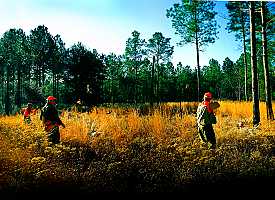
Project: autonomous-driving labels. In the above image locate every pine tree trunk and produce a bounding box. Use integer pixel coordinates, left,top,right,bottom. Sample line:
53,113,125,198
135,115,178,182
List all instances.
15,64,21,107
242,24,248,101
150,56,155,107
241,3,248,101
135,59,138,104
261,1,274,120
0,71,3,109
156,56,160,105
249,1,260,126
195,11,200,102
52,71,56,97
195,34,200,102
5,64,11,115
42,65,45,86
56,73,59,101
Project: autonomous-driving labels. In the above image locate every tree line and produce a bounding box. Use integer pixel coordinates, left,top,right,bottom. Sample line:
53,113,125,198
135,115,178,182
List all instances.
0,1,274,122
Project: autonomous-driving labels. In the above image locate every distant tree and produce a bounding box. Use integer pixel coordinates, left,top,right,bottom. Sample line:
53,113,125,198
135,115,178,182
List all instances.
64,42,104,107
12,29,28,108
0,29,27,114
175,62,195,101
221,57,240,99
226,1,250,101
157,62,175,102
202,58,222,99
234,57,247,100
0,55,4,111
166,0,219,102
103,53,124,104
150,56,156,105
124,30,146,103
146,32,174,103
49,34,66,99
29,25,54,88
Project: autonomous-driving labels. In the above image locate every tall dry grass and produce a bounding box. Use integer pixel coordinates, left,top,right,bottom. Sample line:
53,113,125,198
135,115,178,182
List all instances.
0,100,274,192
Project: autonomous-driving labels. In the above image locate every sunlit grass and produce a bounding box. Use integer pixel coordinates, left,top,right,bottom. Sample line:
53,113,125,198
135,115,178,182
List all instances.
0,100,274,192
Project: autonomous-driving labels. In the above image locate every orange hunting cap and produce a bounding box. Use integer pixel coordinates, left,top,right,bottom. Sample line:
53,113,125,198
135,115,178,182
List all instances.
203,92,213,99
47,96,57,101
47,96,57,104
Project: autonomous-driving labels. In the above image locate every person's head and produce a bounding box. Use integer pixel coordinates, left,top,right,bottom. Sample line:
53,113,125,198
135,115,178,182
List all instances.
203,92,213,102
46,96,57,105
27,103,32,110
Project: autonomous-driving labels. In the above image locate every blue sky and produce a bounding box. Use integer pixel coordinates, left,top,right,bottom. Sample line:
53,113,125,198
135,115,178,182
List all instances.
0,0,242,68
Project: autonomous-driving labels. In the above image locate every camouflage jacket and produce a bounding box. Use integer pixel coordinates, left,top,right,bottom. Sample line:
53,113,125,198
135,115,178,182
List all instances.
196,103,217,126
40,104,63,126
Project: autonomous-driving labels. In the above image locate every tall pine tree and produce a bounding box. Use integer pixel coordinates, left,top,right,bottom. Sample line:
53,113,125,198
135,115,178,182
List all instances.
167,0,219,101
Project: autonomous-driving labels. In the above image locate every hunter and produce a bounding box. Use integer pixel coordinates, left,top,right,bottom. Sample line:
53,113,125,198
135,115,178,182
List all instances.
40,96,65,145
196,92,219,149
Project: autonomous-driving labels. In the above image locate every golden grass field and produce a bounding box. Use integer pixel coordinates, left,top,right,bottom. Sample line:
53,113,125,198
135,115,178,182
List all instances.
0,101,275,193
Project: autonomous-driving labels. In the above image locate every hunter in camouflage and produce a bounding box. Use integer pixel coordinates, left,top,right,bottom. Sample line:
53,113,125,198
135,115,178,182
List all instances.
196,92,218,149
40,96,65,145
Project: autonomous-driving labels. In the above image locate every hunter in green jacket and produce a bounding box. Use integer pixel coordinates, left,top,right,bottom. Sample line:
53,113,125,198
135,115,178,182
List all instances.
196,92,217,149
40,96,65,145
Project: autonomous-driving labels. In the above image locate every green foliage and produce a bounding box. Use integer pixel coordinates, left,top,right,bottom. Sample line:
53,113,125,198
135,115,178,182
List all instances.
64,42,104,106
226,1,250,41
29,25,55,87
0,28,29,114
166,0,219,48
146,32,174,103
102,53,125,103
0,0,274,115
174,63,196,101
202,59,222,98
221,57,241,99
125,30,146,60
166,0,219,101
147,32,174,64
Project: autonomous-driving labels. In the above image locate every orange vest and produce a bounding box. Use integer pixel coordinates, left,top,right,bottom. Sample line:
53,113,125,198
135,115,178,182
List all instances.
202,100,213,113
24,108,32,118
44,120,59,132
